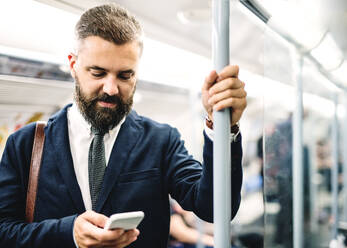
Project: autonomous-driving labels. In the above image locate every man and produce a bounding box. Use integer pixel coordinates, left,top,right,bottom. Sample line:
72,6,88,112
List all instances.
0,3,247,248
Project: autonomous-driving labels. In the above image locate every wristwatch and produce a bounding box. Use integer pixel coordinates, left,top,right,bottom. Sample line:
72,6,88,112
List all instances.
205,116,240,142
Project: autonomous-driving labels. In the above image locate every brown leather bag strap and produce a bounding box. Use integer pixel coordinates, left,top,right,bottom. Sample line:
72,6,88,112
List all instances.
25,121,46,223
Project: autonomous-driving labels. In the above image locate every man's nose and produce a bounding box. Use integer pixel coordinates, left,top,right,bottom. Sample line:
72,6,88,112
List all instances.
102,75,119,96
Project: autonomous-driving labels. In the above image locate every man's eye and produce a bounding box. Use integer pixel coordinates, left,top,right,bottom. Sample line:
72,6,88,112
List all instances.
91,71,106,78
119,76,131,80
119,73,133,80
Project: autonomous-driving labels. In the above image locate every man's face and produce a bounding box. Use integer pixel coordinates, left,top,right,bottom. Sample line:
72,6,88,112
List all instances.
68,36,141,132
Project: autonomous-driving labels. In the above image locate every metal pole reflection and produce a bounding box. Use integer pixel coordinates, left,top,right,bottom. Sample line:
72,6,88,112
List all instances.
292,53,304,248
343,94,347,222
331,93,339,240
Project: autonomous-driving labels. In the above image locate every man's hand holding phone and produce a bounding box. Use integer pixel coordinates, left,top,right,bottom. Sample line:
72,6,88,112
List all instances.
73,210,140,248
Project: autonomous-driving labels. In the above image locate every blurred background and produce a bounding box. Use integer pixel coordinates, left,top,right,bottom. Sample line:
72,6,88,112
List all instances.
0,0,347,247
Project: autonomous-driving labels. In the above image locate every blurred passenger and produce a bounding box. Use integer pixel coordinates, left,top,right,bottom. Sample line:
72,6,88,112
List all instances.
317,139,333,192
316,139,343,227
0,3,247,248
265,115,293,247
257,135,264,183
265,113,310,247
169,200,214,248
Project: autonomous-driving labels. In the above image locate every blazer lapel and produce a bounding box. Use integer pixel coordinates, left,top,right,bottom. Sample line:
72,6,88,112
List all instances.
45,105,85,213
96,111,142,212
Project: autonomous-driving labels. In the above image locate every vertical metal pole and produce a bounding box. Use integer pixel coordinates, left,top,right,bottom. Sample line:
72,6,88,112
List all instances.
293,53,304,248
331,93,339,240
343,93,347,222
212,0,231,247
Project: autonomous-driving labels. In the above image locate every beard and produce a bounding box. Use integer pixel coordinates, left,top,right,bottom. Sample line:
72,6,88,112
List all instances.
74,76,134,133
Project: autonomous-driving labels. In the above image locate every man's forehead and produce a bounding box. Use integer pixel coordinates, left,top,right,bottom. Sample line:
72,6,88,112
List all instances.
75,36,141,69
76,36,141,54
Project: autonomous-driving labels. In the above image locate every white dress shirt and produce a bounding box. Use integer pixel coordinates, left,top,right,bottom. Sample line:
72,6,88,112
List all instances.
67,103,125,211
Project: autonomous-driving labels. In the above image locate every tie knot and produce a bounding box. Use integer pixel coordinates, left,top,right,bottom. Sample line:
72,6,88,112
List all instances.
91,126,106,136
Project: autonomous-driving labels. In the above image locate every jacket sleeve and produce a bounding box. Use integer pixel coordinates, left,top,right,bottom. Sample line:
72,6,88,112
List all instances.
0,134,77,248
165,128,243,223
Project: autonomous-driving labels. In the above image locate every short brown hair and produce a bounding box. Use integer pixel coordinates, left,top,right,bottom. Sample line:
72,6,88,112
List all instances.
75,4,143,49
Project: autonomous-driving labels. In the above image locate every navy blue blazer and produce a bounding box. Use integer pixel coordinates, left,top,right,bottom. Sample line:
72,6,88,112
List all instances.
0,104,243,247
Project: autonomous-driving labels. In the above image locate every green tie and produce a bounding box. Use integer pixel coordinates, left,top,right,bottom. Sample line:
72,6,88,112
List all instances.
88,127,106,211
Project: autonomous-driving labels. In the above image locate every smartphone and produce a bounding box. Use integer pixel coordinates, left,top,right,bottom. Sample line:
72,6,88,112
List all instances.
104,211,145,230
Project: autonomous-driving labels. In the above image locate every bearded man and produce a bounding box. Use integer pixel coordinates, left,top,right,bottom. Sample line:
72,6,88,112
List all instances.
0,3,247,248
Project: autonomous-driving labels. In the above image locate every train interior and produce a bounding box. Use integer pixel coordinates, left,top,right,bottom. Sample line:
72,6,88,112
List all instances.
1,0,347,247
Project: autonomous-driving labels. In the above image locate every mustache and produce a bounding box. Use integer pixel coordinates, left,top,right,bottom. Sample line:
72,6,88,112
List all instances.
93,94,122,104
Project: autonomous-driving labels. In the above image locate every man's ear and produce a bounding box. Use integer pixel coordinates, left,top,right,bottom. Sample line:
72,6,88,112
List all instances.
68,53,77,79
